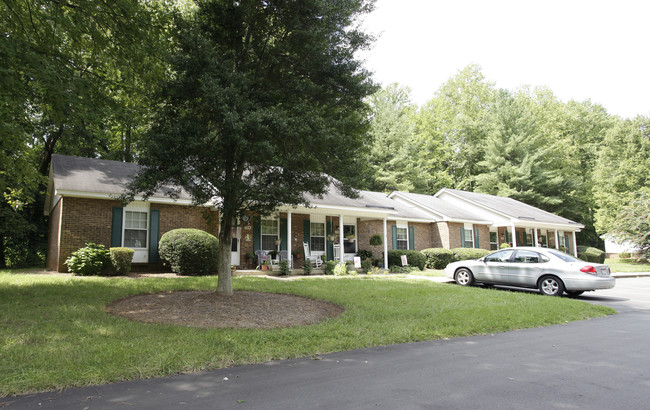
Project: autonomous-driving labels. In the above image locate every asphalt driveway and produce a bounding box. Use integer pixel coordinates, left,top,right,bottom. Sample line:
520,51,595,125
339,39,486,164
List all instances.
5,277,650,410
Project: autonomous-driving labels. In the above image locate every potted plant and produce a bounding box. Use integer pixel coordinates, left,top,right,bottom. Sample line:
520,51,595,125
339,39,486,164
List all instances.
261,258,272,272
327,234,337,242
346,234,355,242
369,234,382,247
274,237,281,246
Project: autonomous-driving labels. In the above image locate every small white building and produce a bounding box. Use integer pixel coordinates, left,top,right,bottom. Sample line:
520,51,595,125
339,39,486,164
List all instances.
602,235,639,258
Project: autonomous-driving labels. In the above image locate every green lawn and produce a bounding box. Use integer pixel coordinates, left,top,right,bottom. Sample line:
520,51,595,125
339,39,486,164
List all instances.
0,271,614,396
605,258,650,273
410,269,445,277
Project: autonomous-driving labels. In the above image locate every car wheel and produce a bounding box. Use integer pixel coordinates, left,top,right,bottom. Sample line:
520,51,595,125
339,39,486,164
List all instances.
538,276,565,296
455,268,474,286
566,290,584,298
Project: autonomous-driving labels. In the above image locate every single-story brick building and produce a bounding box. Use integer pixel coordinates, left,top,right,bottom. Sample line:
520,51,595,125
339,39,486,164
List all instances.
45,155,584,272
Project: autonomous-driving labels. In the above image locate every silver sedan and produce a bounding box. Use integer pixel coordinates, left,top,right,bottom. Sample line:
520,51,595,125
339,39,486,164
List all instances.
443,247,616,296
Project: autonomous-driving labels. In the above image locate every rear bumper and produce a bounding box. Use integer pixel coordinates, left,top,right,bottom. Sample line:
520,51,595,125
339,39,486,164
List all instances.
564,276,616,291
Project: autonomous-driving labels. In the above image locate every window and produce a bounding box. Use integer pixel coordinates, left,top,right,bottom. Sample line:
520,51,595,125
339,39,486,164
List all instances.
558,232,566,249
463,226,474,248
396,227,408,250
490,231,498,250
124,211,147,248
525,231,533,246
514,250,542,263
311,222,325,252
485,249,514,263
261,218,278,251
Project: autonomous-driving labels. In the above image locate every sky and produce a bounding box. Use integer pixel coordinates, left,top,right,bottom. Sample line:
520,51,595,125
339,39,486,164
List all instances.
359,0,649,119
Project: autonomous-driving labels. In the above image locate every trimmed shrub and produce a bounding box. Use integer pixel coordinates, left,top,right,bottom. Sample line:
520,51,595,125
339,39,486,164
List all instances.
158,229,218,275
451,248,491,262
500,243,512,249
361,258,373,274
356,249,374,260
577,246,606,263
110,247,134,275
387,250,426,270
278,260,290,276
65,243,110,276
302,259,313,275
323,260,337,275
369,234,383,246
421,248,455,269
619,252,631,259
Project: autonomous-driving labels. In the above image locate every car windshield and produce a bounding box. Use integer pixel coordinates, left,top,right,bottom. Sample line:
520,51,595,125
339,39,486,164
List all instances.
548,249,580,263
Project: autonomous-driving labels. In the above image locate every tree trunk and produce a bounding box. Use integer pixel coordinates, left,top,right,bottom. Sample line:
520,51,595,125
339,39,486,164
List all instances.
216,215,234,295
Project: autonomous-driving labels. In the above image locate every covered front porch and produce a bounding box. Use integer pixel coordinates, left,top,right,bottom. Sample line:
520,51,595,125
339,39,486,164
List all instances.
234,204,397,269
493,223,580,256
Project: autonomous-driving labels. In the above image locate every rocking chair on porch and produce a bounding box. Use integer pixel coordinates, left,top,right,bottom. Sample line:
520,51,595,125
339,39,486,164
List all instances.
303,242,323,268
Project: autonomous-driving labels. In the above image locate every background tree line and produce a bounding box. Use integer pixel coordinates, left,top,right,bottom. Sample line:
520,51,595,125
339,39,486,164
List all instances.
1,1,647,268
363,64,650,251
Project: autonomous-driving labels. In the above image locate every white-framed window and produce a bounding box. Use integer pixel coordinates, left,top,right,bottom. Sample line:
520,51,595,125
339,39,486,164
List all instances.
124,211,148,248
463,223,474,248
490,230,498,250
311,222,325,252
396,227,408,250
261,218,278,251
558,231,566,248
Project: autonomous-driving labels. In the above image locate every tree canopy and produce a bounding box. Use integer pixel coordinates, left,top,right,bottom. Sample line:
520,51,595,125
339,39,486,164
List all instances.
126,0,376,294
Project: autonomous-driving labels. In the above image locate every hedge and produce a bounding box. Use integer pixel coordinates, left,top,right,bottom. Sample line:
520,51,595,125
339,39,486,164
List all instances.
110,247,134,275
577,246,606,264
451,248,491,262
421,248,455,269
387,250,426,270
158,229,219,275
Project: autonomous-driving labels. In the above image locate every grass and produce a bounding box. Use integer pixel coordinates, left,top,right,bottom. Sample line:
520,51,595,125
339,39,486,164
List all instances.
410,269,445,277
605,258,650,273
0,270,614,396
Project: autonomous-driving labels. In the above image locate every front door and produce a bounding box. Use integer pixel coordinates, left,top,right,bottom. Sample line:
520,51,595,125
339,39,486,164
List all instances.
231,238,240,266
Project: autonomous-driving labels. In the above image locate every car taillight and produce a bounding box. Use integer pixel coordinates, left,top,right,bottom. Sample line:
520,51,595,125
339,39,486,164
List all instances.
580,265,598,274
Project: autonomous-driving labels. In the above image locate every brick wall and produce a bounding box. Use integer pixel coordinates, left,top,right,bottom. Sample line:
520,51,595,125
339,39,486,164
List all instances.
52,197,219,272
476,224,491,250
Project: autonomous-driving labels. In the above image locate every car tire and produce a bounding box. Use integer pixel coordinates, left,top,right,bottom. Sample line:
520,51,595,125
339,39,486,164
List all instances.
455,268,474,286
538,276,565,296
565,290,584,298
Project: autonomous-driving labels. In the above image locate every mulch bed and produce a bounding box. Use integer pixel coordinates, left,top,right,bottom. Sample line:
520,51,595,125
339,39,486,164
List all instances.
106,290,344,329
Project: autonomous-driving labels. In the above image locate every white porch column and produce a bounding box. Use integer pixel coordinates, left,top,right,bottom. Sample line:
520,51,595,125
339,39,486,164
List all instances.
554,230,559,249
287,212,292,268
339,214,344,262
572,231,578,257
534,228,539,247
383,218,388,270
511,224,517,247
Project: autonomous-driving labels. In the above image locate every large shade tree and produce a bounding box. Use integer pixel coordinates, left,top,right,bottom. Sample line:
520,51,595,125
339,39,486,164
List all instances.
126,0,376,294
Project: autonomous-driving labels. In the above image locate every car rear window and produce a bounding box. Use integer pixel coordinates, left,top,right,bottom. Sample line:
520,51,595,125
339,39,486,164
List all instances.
548,250,579,262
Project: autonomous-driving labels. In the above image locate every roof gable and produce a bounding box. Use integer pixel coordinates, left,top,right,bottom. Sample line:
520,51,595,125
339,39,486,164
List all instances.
435,188,583,227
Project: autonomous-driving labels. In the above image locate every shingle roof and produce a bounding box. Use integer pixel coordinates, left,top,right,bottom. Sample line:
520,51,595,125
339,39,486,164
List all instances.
437,188,583,226
390,191,486,221
49,154,192,200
